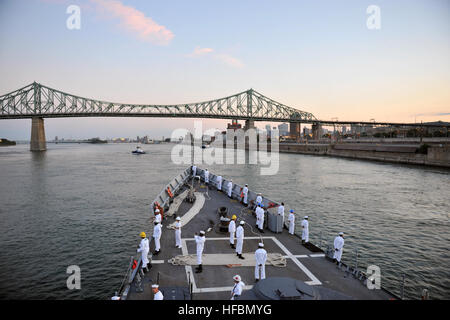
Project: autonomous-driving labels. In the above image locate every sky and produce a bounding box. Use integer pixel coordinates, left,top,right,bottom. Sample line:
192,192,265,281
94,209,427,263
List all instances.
0,0,449,140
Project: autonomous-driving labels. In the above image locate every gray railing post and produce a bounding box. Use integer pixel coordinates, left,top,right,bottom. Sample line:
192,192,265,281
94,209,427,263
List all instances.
400,274,406,300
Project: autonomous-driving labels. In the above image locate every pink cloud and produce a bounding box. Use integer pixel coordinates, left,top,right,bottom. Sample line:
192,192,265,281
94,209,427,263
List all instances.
215,53,244,68
192,47,214,56
91,0,174,45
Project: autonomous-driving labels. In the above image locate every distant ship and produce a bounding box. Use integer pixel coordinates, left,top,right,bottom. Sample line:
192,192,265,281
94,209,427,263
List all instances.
0,138,16,146
132,146,146,154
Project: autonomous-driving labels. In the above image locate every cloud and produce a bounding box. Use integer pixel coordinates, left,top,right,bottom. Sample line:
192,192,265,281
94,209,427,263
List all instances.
215,53,244,68
188,47,244,68
415,112,450,117
90,0,174,45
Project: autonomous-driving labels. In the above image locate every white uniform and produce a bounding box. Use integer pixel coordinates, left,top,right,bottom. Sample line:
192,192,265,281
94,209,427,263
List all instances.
137,238,149,268
301,219,309,242
175,221,181,247
154,291,164,300
228,220,236,245
235,225,244,254
227,181,233,197
217,176,222,190
278,205,285,225
204,170,209,183
333,236,345,262
153,223,162,251
288,213,295,234
255,248,267,280
242,187,248,204
155,213,162,224
256,195,262,207
256,207,264,230
231,281,245,300
192,165,197,177
195,235,206,264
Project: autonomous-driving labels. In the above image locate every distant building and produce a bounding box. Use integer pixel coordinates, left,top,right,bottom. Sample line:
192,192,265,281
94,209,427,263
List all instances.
227,119,242,131
278,123,289,136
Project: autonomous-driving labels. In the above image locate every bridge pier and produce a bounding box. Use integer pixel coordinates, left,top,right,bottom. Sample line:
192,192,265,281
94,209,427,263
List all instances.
30,117,47,151
244,119,255,131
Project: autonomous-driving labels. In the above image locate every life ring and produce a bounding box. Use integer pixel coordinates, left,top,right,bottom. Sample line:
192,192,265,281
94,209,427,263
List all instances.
167,187,174,198
132,259,138,270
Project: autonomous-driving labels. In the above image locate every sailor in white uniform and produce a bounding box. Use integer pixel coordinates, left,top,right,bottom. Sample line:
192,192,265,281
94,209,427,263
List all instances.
256,204,265,232
235,221,245,259
254,243,267,281
204,169,209,184
154,208,162,224
174,217,182,248
278,202,285,226
255,193,263,208
152,284,164,300
242,184,249,206
230,275,245,300
228,215,237,249
227,180,233,198
194,231,206,273
333,232,345,264
192,165,197,177
216,175,222,191
288,209,295,235
153,221,162,255
301,216,309,243
137,232,150,272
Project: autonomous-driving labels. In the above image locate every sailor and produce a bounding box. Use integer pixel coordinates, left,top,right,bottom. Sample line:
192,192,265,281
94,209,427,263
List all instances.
152,284,164,300
228,215,237,249
242,184,249,206
227,180,233,198
216,175,222,191
254,242,267,282
288,209,295,235
256,204,265,233
137,232,150,272
255,193,263,207
192,165,197,177
230,275,245,300
204,169,209,184
235,221,245,259
333,232,345,264
194,231,206,273
301,216,309,243
174,217,182,249
278,202,285,225
153,221,162,255
154,208,162,224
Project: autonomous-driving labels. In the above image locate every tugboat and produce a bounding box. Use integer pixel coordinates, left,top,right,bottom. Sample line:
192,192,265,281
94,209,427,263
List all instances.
132,146,146,154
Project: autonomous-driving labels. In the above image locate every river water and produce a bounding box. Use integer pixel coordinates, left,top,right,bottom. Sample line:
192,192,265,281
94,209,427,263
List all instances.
0,143,448,300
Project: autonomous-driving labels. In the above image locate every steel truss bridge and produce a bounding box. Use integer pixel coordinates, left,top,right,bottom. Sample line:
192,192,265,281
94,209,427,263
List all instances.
0,82,317,122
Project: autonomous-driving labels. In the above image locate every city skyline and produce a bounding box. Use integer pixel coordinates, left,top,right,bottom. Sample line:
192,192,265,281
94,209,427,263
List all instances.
1,0,449,140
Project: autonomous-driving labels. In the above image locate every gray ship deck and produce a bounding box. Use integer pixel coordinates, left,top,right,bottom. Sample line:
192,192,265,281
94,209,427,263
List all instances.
127,178,396,300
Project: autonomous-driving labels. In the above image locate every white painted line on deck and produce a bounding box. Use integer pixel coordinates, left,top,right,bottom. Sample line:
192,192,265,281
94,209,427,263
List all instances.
194,285,253,294
151,260,165,264
271,237,322,286
309,254,325,258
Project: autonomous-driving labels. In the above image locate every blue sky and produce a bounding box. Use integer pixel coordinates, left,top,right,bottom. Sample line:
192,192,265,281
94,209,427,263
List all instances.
0,0,449,140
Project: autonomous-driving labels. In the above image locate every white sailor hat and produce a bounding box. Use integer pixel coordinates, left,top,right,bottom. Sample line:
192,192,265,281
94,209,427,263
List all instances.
152,284,159,288
240,221,245,225
155,208,160,212
233,275,241,282
258,242,264,247
304,216,308,219
200,230,205,235
176,217,181,221
339,232,344,236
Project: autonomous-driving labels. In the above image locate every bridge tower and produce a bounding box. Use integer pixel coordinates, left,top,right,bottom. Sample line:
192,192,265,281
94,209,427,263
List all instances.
312,123,322,140
244,89,255,131
30,117,47,151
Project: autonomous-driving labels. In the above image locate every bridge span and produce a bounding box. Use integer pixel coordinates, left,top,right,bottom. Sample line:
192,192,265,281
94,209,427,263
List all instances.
1,82,448,151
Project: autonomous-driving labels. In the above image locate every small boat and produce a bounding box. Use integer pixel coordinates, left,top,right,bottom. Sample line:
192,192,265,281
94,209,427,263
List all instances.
132,146,145,154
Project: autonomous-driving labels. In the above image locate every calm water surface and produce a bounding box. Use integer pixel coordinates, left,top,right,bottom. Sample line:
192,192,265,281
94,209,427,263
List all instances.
0,143,448,299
